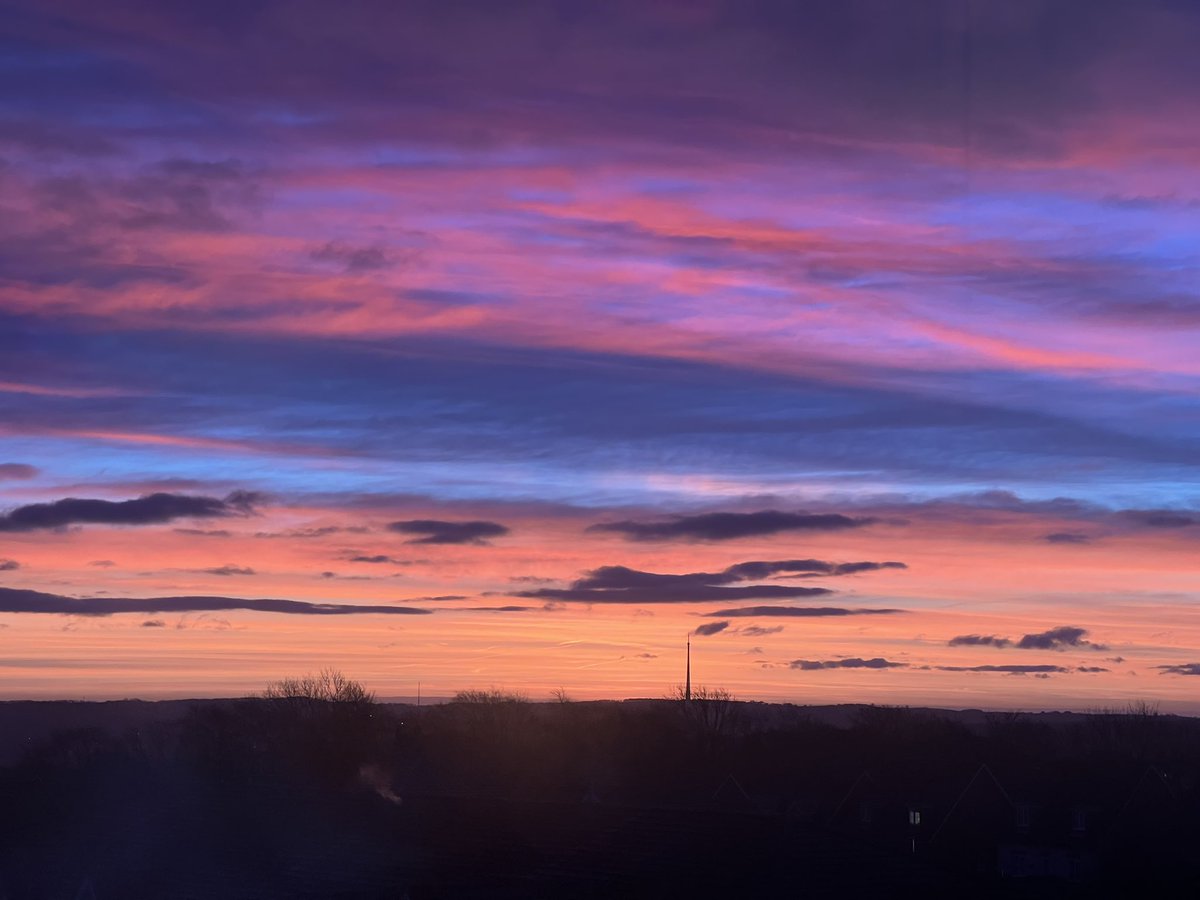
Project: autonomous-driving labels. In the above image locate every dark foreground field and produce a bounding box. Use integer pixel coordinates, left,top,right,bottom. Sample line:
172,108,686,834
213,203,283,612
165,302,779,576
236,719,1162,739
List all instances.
1,697,1197,898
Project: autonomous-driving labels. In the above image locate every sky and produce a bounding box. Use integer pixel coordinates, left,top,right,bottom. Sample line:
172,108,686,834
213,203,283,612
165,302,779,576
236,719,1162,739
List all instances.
2,0,1199,710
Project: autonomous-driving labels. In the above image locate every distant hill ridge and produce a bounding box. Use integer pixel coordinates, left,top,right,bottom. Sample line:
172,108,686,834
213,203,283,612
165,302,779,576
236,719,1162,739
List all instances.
1,697,1190,766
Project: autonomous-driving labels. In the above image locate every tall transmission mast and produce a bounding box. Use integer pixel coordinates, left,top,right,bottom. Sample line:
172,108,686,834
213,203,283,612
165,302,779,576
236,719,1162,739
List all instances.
685,636,691,701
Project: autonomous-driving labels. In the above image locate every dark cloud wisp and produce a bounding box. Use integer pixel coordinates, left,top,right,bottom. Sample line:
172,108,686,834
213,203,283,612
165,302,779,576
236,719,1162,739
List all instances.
512,556,906,605
0,586,432,617
708,606,904,618
200,564,256,576
741,625,784,637
587,510,879,542
1117,510,1196,529
387,519,509,545
935,664,1070,675
948,634,1013,648
1043,532,1091,544
513,563,839,604
725,559,906,579
1016,626,1106,652
0,491,261,533
790,657,906,670
949,626,1106,652
1156,663,1200,676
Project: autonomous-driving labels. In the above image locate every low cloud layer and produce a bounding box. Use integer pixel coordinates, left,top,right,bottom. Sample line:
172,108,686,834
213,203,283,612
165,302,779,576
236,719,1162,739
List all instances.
707,606,903,618
948,625,1106,652
726,559,906,579
514,563,840,604
0,491,261,532
200,564,256,576
935,664,1069,675
949,634,1013,648
176,528,234,538
387,519,509,545
1117,510,1196,529
693,621,730,637
1017,626,1106,651
587,510,879,542
0,586,432,616
1044,532,1091,544
1156,663,1200,676
790,657,906,670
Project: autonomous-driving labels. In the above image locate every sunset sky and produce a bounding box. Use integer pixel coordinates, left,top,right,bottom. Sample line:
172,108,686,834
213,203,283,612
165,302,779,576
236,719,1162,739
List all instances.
3,0,1199,710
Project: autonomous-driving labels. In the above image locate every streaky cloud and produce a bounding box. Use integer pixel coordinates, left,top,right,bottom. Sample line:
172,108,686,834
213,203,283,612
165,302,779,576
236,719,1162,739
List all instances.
256,525,369,539
587,510,878,542
1017,625,1107,652
790,657,906,670
1117,509,1196,529
740,625,784,637
949,626,1107,652
948,634,1012,648
512,556,906,605
175,528,234,538
1156,663,1200,676
387,519,509,545
725,559,906,579
519,584,832,604
0,586,432,616
708,606,903,617
1043,532,1091,544
0,491,262,532
199,564,256,576
516,562,835,604
936,664,1069,674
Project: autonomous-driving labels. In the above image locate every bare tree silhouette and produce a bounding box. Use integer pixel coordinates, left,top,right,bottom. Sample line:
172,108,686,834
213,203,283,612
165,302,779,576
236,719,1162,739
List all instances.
668,684,744,747
263,667,374,707
452,687,528,704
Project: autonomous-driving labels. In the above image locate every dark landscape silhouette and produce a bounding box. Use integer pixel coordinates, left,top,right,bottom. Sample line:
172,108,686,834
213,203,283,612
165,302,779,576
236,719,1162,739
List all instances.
1,675,1197,898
